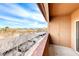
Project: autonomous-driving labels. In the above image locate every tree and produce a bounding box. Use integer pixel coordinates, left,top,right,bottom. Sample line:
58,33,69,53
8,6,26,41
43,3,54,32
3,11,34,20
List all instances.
4,26,9,32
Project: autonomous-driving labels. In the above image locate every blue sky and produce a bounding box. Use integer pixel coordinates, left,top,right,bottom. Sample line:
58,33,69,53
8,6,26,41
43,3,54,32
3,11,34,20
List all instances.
0,3,47,28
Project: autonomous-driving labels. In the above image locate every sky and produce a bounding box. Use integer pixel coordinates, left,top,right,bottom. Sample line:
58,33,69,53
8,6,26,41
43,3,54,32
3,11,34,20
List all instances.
0,3,48,28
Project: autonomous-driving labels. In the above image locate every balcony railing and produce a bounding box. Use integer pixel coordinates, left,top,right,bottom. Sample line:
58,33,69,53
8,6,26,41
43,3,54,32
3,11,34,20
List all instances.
25,33,49,56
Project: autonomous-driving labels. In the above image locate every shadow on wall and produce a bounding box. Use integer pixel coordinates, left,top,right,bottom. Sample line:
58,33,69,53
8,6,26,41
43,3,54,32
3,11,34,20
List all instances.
48,34,53,44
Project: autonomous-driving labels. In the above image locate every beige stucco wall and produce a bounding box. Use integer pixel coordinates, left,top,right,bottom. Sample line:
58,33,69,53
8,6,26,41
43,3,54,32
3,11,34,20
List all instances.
49,15,71,47
71,9,79,50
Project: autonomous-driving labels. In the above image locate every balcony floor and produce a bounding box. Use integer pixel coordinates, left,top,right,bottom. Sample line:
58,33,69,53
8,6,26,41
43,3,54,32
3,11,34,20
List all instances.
49,44,79,56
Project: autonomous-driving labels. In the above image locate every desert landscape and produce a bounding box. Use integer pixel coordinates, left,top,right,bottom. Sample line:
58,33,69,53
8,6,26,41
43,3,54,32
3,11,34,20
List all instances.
0,27,47,56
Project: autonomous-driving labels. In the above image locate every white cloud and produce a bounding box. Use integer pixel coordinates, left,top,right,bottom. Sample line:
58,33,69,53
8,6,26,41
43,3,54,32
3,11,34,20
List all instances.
30,22,47,28
0,16,31,24
29,12,46,22
0,4,30,18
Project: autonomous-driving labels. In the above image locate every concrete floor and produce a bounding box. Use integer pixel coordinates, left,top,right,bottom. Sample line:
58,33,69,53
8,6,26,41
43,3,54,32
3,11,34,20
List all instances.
49,44,79,56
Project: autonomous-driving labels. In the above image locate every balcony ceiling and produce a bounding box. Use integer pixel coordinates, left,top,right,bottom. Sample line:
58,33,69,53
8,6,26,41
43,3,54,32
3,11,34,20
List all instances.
49,3,79,17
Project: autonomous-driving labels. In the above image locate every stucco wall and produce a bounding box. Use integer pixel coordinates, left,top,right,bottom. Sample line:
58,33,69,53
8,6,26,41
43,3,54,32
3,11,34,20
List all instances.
49,15,71,47
71,9,79,50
